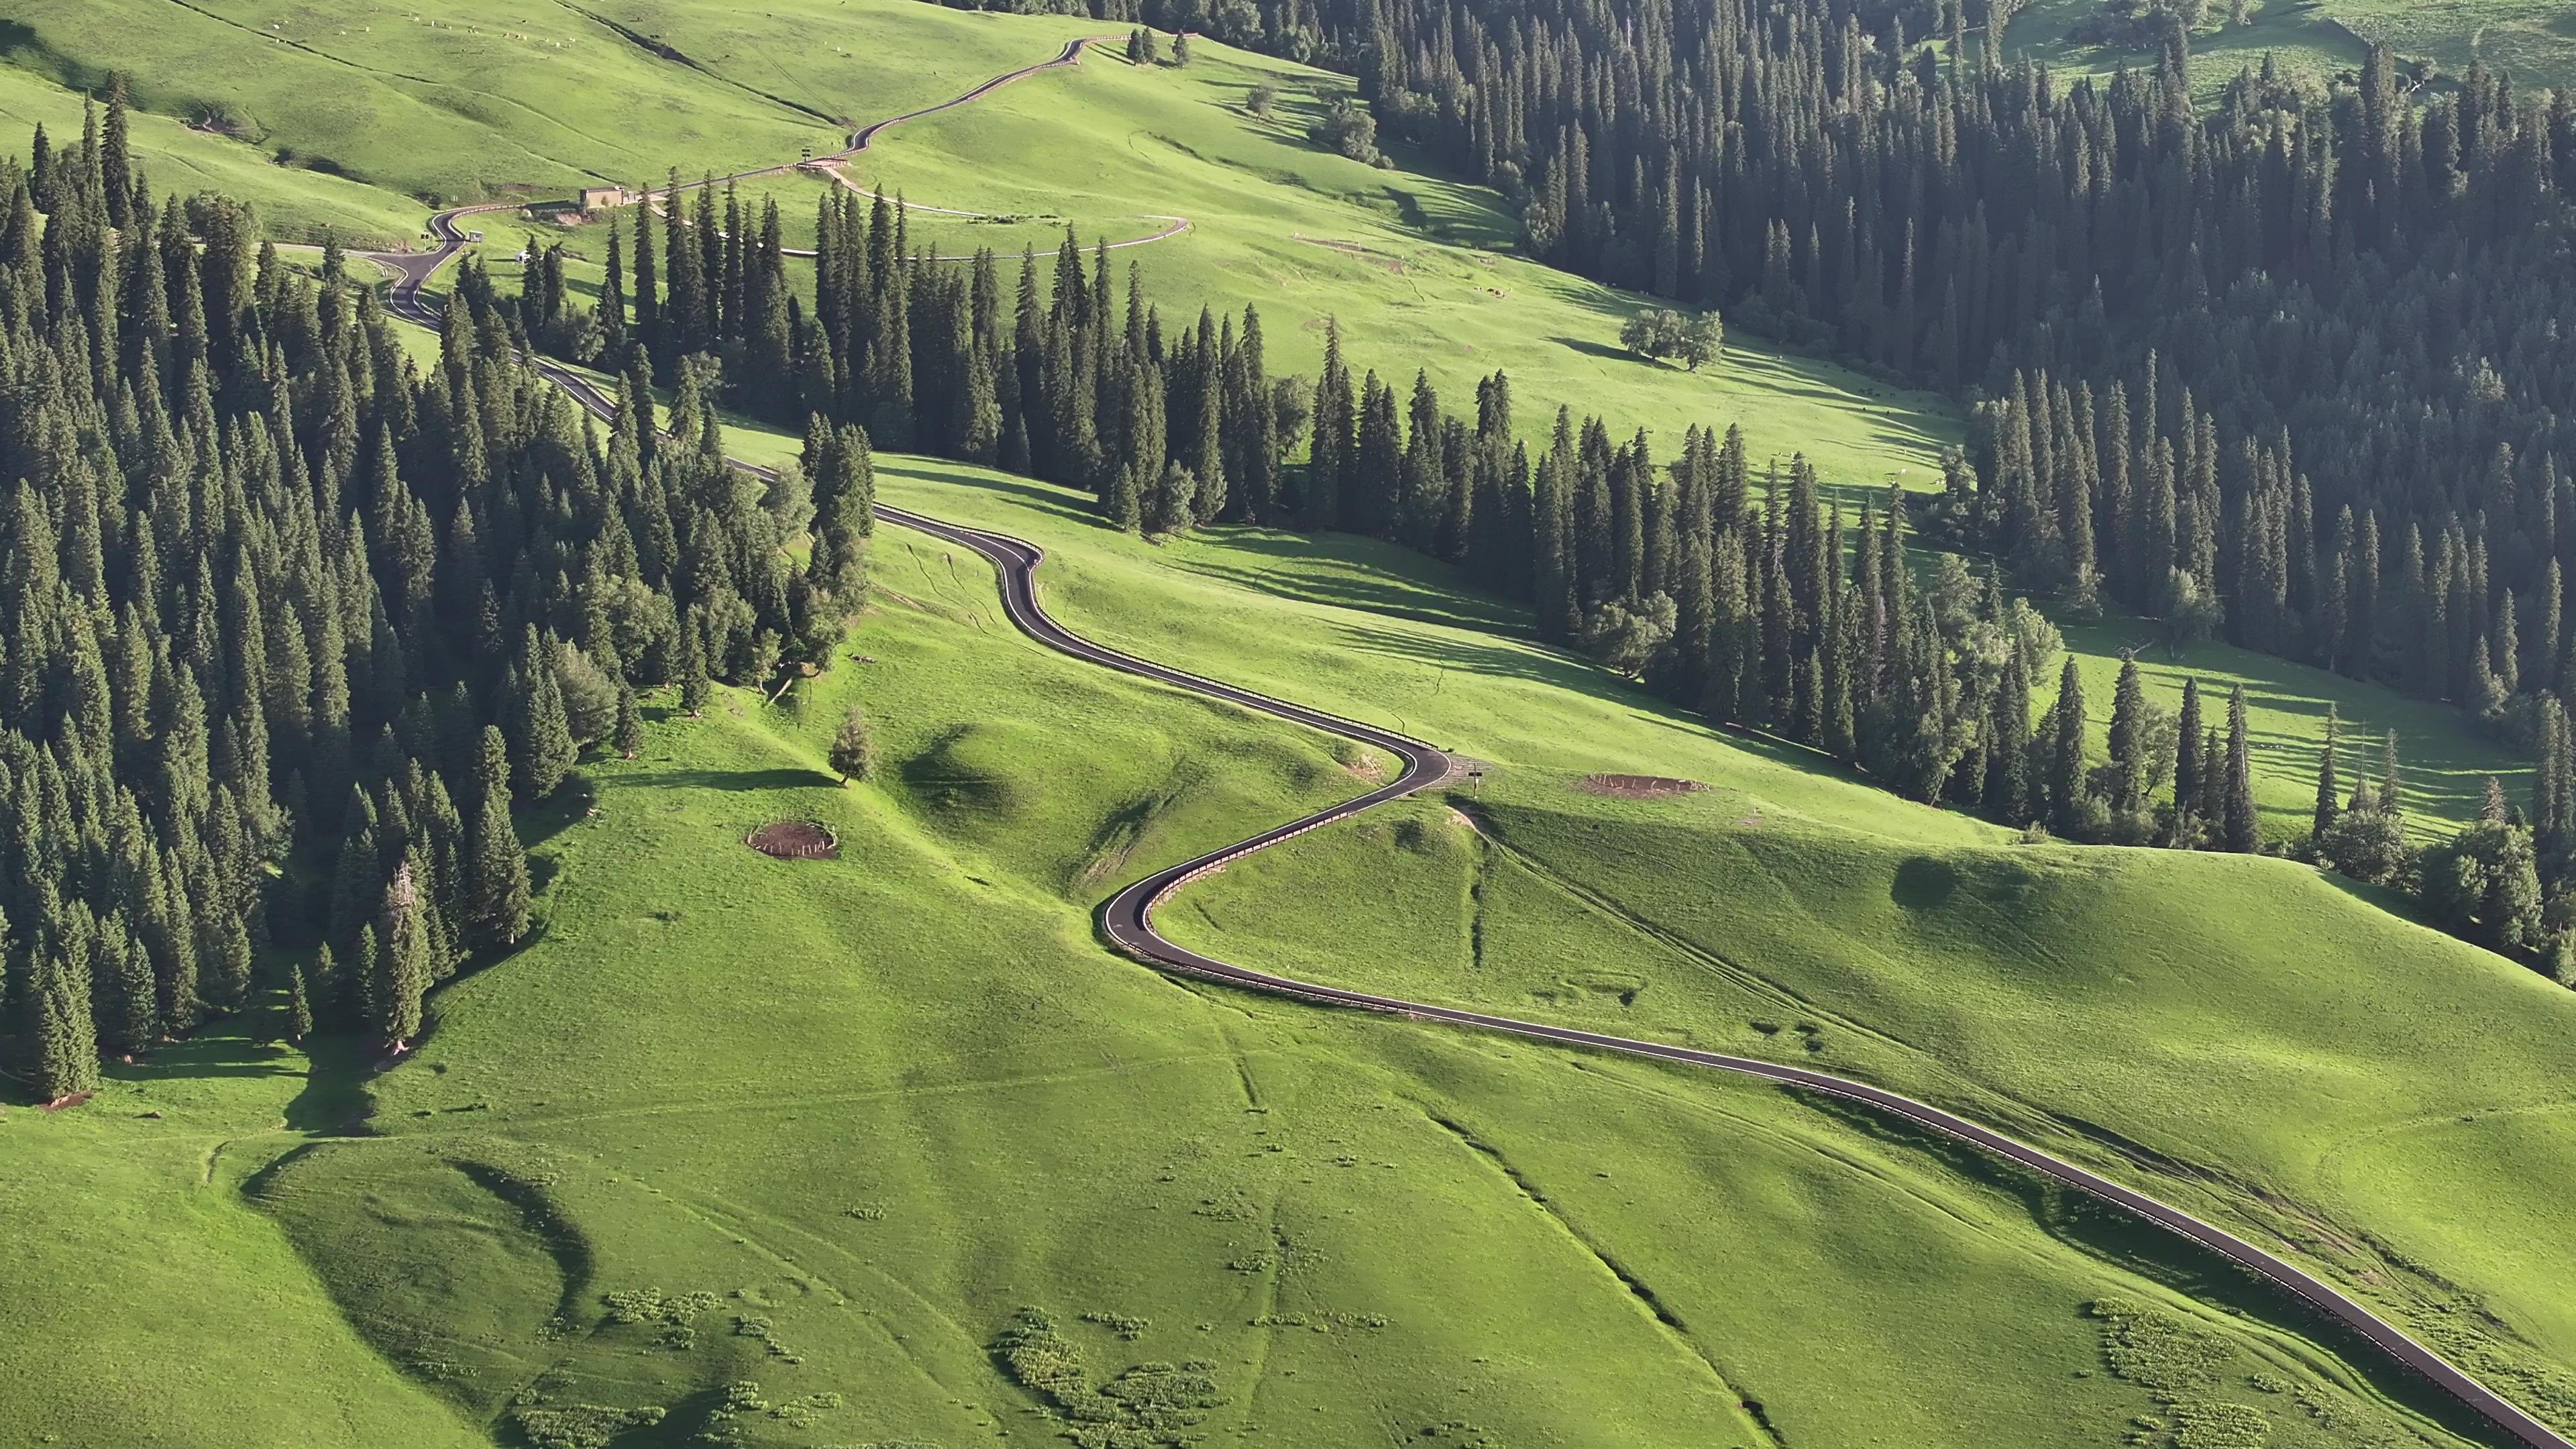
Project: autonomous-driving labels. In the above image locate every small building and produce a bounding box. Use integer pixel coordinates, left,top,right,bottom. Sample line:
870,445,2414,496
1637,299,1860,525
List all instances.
578,185,629,213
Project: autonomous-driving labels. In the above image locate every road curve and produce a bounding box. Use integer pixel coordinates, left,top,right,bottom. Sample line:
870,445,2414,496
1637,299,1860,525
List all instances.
361,41,2573,1449
361,36,1181,278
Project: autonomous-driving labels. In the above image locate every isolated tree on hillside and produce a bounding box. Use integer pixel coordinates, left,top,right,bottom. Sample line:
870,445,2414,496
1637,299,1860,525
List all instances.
678,632,712,717
286,959,314,1045
1676,312,1725,371
2378,731,2405,817
2171,679,2204,835
1172,31,1193,66
614,682,645,760
2312,704,2341,840
2105,656,2149,815
377,861,433,1051
829,706,877,784
2045,657,2091,837
2223,685,2259,853
1619,309,1682,363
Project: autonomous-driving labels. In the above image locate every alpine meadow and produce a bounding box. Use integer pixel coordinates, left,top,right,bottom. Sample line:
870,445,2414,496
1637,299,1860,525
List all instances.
5,1,2576,1448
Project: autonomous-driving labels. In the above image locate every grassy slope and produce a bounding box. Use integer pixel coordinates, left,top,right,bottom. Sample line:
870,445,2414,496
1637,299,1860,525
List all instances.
0,1034,486,1448
7,449,2504,1449
914,473,2576,1426
0,7,2551,1444
0,0,1104,235
0,64,421,243
2008,0,2576,97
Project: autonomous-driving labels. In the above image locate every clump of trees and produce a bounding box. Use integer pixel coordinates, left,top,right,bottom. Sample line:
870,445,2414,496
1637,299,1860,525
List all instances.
1307,99,1378,164
1617,309,1724,370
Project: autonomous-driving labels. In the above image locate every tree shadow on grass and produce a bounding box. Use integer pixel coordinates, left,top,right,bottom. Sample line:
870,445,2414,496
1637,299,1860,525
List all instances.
515,775,600,850
621,765,835,794
109,1028,303,1087
877,456,1108,531
1178,551,1532,635
284,1030,380,1134
1547,333,1642,366
1794,1088,2533,1449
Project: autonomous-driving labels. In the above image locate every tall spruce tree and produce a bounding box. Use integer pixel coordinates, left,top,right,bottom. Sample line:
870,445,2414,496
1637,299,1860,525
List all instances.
2224,686,2261,853
2313,704,2342,839
466,727,531,953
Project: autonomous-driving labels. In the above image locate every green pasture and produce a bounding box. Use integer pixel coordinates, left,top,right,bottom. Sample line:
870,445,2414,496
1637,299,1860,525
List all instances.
4,446,2520,1447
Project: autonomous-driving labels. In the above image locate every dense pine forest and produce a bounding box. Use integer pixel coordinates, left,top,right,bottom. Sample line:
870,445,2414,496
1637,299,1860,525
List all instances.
0,100,873,1102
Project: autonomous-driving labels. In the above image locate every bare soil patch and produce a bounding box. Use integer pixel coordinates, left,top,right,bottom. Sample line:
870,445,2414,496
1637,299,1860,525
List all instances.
747,820,839,861
1577,773,1707,800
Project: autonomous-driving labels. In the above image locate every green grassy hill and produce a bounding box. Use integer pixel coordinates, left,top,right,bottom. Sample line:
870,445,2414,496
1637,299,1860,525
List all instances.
2,6,2567,1445
3,446,2522,1449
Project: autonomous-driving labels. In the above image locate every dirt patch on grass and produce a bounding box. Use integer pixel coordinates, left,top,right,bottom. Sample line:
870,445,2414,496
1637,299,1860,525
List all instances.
1577,774,1707,800
747,820,839,861
1336,745,1387,782
1291,234,1407,273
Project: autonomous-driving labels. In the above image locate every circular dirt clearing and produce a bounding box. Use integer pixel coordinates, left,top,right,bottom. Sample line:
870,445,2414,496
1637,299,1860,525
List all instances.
747,820,839,861
1578,774,1707,800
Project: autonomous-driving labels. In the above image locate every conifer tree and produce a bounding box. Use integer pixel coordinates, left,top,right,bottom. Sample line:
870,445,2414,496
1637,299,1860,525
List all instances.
506,630,578,801
33,933,100,1102
678,632,712,717
2379,731,2405,816
1109,464,1144,533
829,706,877,783
351,927,382,1037
2046,657,2092,837
2105,655,2149,816
2314,704,2342,839
2174,679,2204,830
466,727,532,953
1986,640,2033,823
1150,462,1197,535
614,682,645,760
286,958,313,1045
2224,685,2260,853
376,861,431,1051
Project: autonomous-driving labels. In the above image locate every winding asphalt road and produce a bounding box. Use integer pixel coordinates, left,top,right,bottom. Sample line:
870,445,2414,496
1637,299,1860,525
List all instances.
364,42,2575,1449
